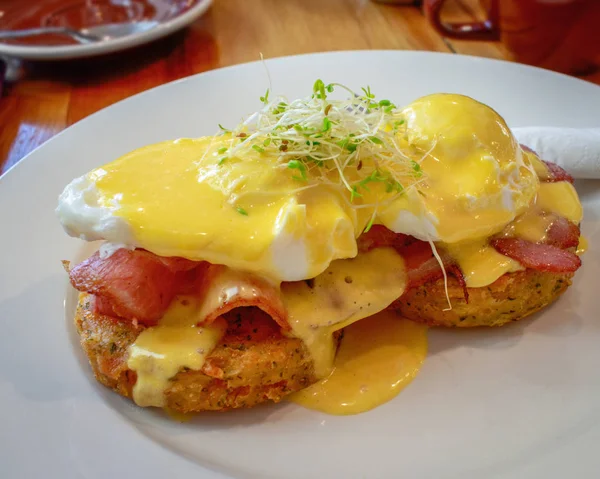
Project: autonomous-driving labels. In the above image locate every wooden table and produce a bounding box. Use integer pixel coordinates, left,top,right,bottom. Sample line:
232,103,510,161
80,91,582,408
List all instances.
1,0,598,175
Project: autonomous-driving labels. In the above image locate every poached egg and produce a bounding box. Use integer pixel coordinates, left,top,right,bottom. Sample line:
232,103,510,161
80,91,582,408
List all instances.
57,93,540,286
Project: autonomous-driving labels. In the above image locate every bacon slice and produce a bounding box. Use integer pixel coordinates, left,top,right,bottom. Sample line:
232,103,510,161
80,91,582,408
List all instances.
94,295,120,318
69,249,207,325
546,216,580,249
446,264,469,303
400,240,440,272
402,243,469,302
357,225,414,253
196,265,289,331
542,160,574,184
491,238,581,273
520,144,536,155
155,255,200,272
68,248,290,330
520,144,574,184
358,225,469,301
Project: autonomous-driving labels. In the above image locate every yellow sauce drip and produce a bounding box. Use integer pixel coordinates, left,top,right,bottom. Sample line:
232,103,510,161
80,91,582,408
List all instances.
509,213,554,243
536,182,583,223
526,153,550,180
282,247,407,377
289,311,427,415
446,180,584,288
127,296,227,407
577,236,588,255
444,240,523,288
164,408,196,423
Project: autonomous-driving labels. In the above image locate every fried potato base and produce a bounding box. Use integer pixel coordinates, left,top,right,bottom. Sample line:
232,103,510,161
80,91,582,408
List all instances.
75,293,321,412
392,270,573,328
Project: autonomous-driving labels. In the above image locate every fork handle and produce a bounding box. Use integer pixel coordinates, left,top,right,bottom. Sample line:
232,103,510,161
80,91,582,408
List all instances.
0,27,69,40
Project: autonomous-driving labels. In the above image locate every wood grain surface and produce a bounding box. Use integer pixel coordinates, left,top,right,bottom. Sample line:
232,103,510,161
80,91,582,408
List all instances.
0,0,597,174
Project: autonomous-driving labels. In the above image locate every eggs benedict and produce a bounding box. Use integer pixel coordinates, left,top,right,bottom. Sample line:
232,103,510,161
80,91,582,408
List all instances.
58,81,583,415
383,96,583,327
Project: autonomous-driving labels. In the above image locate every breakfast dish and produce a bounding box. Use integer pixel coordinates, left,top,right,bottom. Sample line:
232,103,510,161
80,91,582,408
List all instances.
57,81,584,415
2,51,600,479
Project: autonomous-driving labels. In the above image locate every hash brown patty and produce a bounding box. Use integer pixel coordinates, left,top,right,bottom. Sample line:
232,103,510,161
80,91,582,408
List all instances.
75,293,323,412
392,269,573,328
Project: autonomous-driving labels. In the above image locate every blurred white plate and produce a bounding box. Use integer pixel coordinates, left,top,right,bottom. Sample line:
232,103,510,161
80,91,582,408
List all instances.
0,0,211,60
1,51,599,479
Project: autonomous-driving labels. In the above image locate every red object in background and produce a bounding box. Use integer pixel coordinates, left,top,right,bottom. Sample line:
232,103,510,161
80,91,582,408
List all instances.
423,0,600,75
424,0,499,40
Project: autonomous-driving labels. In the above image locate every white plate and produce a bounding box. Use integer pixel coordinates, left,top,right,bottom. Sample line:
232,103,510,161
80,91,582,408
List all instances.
1,51,600,479
0,0,212,61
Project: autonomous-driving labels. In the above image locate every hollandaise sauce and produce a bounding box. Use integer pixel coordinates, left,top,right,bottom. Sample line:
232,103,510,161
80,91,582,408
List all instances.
442,179,584,288
127,297,227,407
577,236,588,255
282,247,408,378
289,311,427,415
281,246,428,415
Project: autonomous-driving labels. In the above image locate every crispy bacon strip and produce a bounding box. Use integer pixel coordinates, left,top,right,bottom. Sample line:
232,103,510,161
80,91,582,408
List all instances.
520,144,535,155
520,144,574,184
94,295,120,318
196,265,290,331
446,264,470,303
155,255,200,272
491,238,581,273
69,249,207,325
357,225,414,253
68,248,290,330
543,160,574,184
358,225,469,301
545,216,581,249
402,243,469,302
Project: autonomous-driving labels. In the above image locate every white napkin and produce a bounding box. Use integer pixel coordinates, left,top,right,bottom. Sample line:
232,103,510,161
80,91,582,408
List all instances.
512,127,600,179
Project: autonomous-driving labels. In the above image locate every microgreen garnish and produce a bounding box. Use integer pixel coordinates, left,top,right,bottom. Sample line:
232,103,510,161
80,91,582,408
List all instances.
272,102,287,114
209,79,422,212
236,206,248,216
361,86,374,99
313,79,327,100
260,89,270,105
287,159,308,181
412,161,422,176
363,214,375,234
337,137,358,152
